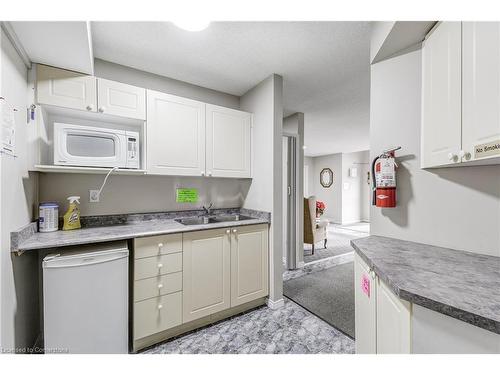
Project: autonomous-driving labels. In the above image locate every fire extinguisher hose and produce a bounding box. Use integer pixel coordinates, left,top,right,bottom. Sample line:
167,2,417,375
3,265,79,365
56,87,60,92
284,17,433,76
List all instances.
371,155,379,206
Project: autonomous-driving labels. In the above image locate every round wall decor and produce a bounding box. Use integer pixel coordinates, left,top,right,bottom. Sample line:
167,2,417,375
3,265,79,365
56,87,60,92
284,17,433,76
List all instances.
320,168,333,188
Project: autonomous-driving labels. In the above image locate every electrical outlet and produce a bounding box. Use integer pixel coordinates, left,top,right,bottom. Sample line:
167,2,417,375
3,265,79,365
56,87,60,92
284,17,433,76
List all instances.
89,190,100,203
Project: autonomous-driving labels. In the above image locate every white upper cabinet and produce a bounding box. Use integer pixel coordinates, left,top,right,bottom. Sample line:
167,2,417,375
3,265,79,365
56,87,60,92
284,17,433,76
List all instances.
97,78,146,120
36,65,146,120
206,104,252,178
421,22,462,168
147,90,206,176
462,22,500,163
37,64,97,112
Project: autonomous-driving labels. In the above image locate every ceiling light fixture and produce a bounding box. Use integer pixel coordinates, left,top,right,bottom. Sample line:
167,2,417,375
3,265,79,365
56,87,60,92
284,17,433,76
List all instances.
172,20,211,32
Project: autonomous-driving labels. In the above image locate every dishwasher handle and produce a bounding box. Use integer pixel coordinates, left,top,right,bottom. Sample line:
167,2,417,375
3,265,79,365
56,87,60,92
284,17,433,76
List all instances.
43,249,129,269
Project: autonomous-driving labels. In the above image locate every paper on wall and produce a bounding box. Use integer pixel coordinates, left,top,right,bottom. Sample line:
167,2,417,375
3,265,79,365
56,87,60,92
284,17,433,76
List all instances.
1,99,16,156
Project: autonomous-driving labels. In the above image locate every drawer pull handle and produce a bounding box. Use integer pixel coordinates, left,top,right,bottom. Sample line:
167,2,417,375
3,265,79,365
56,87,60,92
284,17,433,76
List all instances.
158,243,164,248
158,304,163,310
157,263,163,268
158,284,163,289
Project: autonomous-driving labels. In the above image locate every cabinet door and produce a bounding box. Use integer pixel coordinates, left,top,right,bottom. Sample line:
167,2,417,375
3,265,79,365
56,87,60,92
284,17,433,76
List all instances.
206,104,252,178
182,228,231,323
230,224,268,307
97,78,146,120
354,253,377,354
376,278,411,354
147,90,206,176
462,22,500,163
36,64,97,112
421,22,462,167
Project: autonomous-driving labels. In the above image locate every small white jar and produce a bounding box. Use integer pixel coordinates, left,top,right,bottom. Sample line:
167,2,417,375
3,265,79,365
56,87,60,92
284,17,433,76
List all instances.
39,202,59,232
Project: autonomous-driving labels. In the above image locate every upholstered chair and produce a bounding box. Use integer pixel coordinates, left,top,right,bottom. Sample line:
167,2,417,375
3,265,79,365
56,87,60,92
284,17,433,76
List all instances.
303,196,328,254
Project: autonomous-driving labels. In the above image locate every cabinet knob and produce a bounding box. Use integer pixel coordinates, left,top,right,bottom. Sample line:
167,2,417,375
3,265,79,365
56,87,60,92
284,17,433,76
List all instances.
459,150,472,161
157,263,163,268
447,153,458,162
201,171,205,176
226,229,230,234
158,283,163,289
98,106,106,113
232,229,237,233
208,171,212,176
157,304,163,310
158,243,164,248
86,105,93,111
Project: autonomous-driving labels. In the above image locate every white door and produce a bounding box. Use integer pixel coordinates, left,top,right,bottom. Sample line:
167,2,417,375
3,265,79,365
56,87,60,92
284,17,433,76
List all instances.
206,104,252,178
37,64,97,112
182,228,231,323
97,78,146,120
354,253,377,353
462,22,500,162
147,90,206,176
376,278,412,354
230,224,269,307
421,22,462,167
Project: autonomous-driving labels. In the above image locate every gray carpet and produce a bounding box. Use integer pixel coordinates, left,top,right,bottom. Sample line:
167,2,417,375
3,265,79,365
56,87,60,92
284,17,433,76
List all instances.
283,261,355,338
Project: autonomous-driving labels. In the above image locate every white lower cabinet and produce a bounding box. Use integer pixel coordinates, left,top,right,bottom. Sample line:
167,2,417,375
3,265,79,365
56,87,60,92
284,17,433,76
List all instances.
376,278,411,354
354,253,377,353
133,225,269,349
182,228,232,323
354,254,411,354
230,224,269,307
183,224,269,322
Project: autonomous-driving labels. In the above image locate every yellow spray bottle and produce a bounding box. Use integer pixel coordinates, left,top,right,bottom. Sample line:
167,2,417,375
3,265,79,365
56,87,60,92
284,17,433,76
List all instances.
63,196,81,231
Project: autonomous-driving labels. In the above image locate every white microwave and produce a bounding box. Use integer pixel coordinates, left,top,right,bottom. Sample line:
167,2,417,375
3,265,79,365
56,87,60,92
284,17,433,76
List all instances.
54,123,140,169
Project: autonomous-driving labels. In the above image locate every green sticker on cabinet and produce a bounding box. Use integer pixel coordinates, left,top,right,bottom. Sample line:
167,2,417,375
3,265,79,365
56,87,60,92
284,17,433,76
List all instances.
176,188,199,203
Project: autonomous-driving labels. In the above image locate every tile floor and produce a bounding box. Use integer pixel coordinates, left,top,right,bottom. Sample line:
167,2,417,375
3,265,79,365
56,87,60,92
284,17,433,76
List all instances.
142,298,354,354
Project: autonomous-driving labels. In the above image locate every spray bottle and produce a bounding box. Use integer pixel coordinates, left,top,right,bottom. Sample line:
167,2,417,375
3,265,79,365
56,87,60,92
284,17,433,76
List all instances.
63,196,81,231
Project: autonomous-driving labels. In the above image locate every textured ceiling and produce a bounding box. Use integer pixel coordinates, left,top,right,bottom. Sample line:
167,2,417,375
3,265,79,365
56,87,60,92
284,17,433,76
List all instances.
92,21,371,156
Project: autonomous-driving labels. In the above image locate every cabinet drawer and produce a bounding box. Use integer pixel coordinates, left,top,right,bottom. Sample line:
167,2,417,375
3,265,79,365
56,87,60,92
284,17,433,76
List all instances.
134,253,182,281
133,292,182,340
134,272,183,302
134,233,182,259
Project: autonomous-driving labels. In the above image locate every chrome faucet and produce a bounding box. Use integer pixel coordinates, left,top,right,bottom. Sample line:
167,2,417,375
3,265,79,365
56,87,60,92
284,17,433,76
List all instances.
202,202,213,216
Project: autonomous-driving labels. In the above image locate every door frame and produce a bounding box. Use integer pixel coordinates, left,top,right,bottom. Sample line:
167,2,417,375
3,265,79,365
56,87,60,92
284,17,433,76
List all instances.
283,134,299,270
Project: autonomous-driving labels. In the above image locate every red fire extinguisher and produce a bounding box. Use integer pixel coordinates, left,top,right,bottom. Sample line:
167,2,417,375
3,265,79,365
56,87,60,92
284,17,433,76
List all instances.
371,146,401,208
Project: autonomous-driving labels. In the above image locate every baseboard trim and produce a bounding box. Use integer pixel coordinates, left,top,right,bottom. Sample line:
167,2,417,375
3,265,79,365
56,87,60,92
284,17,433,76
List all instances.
266,298,285,310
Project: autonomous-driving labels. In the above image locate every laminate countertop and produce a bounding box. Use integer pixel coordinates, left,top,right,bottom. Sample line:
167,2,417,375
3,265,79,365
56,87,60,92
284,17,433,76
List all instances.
13,208,270,252
351,235,500,334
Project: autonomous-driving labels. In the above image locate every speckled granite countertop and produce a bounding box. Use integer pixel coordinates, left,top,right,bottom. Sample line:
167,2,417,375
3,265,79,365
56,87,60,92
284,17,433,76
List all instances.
13,208,270,252
351,236,500,334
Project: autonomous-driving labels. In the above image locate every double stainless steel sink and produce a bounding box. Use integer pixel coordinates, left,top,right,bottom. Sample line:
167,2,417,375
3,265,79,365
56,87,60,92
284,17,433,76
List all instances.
175,214,253,226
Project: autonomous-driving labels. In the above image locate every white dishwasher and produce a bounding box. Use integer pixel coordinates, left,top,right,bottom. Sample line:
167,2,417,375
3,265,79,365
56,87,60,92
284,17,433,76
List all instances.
43,241,129,354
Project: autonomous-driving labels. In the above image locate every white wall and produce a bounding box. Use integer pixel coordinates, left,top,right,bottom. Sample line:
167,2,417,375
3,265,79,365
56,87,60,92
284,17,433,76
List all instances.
304,156,315,198
312,153,343,223
370,48,500,257
341,150,370,224
240,74,284,305
39,174,251,216
1,28,39,350
37,59,247,216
